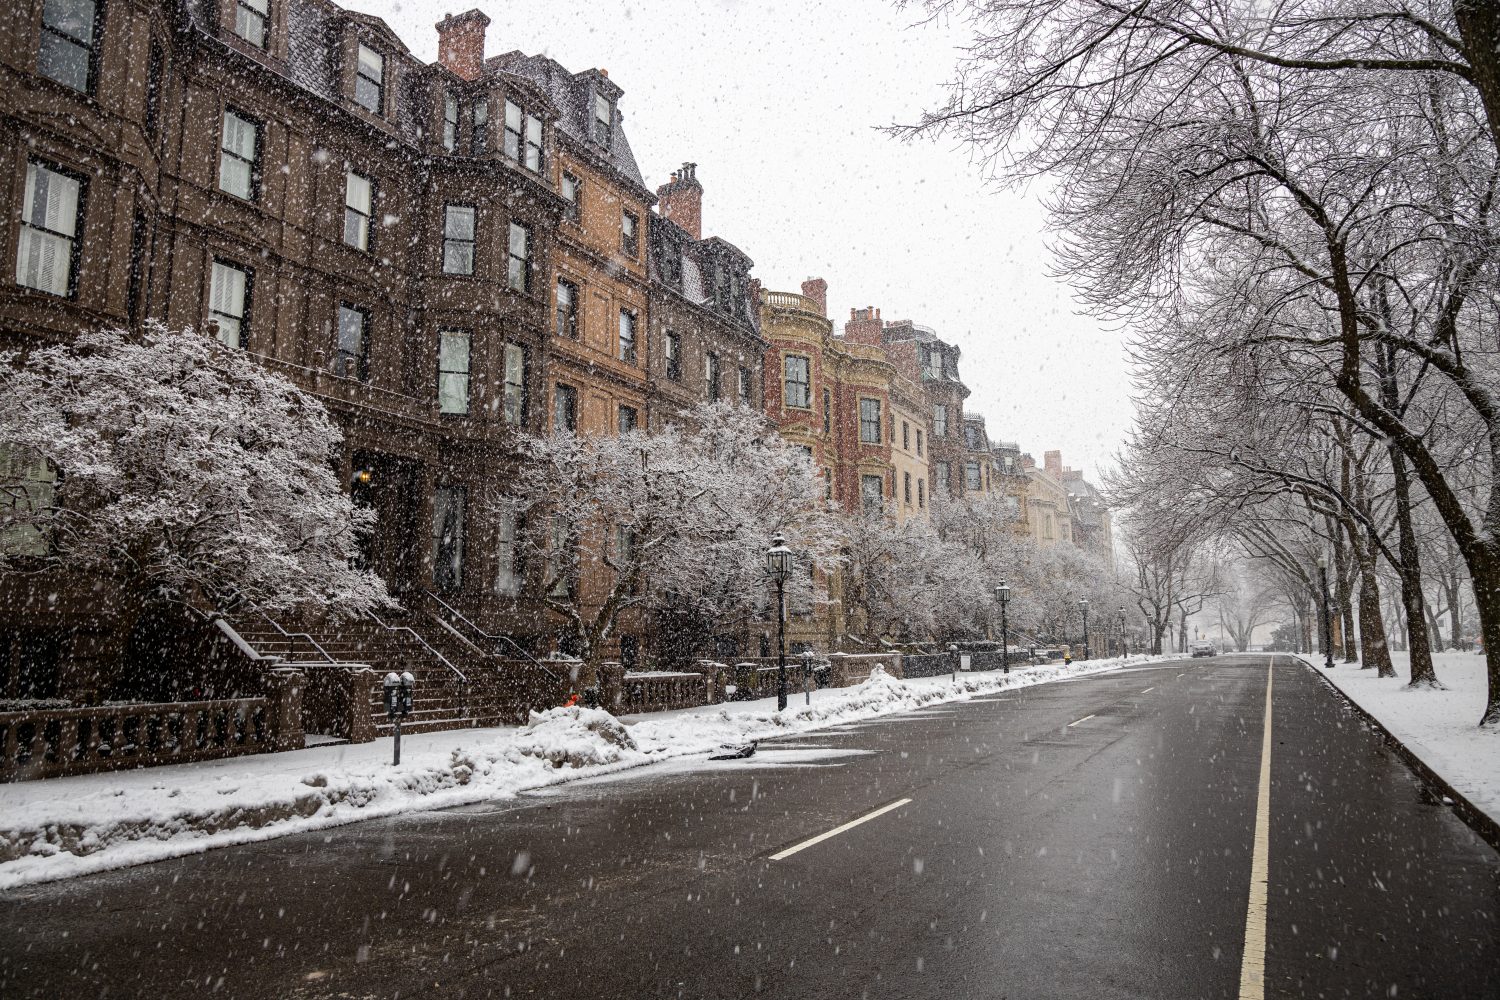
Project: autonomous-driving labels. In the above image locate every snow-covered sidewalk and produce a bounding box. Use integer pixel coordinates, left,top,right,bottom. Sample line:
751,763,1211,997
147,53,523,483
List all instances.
1314,651,1499,828
0,655,1157,889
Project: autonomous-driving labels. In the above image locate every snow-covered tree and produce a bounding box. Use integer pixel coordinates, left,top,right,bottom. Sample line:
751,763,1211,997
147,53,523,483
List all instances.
0,324,389,640
488,403,837,678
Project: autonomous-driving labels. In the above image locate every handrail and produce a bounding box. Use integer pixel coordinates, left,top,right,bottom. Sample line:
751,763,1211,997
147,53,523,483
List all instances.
256,610,337,664
424,590,561,682
212,617,282,664
365,608,468,684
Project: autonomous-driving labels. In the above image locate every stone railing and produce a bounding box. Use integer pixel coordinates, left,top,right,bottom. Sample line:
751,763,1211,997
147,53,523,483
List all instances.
761,290,824,317
618,670,714,713
0,670,302,782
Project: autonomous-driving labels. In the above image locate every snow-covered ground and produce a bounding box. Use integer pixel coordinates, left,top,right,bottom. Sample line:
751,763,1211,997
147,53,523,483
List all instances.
1316,651,1499,826
0,655,1161,889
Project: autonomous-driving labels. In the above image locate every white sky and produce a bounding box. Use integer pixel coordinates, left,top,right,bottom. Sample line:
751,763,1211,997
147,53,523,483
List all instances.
352,0,1134,479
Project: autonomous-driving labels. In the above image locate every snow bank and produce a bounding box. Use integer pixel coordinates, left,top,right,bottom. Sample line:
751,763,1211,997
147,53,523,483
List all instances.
1314,651,1500,827
0,654,1157,889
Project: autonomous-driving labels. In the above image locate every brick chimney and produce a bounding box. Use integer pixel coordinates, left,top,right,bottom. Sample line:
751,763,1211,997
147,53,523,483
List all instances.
800,278,827,317
845,306,883,346
1044,450,1063,478
436,10,490,81
656,162,703,239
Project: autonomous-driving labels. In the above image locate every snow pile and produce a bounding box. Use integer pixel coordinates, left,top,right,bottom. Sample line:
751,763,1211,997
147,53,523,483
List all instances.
515,706,639,768
0,653,1158,889
1316,651,1500,826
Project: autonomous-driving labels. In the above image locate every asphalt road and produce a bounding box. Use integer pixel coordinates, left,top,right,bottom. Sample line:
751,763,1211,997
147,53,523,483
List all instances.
2,655,1496,998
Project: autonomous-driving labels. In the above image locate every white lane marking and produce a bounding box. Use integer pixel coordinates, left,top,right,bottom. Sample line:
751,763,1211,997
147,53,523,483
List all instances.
769,798,913,861
1066,714,1095,727
1176,673,1185,678
1238,663,1275,1000
1141,687,1155,694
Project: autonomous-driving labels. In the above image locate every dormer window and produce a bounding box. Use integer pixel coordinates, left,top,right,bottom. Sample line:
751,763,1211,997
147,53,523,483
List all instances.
504,101,542,172
592,92,612,145
472,99,488,154
354,44,384,114
442,92,458,151
234,0,269,47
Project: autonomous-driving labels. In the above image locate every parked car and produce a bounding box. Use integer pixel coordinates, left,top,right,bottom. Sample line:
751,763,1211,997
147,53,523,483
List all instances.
1190,641,1217,657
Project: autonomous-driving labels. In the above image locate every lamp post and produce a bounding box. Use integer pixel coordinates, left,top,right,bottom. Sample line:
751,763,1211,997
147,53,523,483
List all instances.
1079,598,1090,660
1119,606,1128,658
995,580,1011,674
382,670,414,765
766,533,794,711
1318,555,1334,669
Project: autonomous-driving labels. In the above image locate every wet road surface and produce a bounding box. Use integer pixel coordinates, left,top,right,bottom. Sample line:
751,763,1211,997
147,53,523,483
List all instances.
2,655,1496,998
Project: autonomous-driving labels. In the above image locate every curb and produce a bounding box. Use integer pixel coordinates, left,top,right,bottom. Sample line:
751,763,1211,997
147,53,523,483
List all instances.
1296,656,1500,854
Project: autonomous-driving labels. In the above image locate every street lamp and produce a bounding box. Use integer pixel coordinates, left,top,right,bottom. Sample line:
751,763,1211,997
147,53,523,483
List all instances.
1318,555,1334,669
766,533,794,711
1079,598,1090,660
383,670,414,765
1119,606,1127,659
995,580,1011,674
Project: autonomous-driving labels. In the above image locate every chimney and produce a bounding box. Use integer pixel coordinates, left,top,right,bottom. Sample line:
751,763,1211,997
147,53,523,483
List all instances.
656,161,703,239
436,10,490,82
845,306,883,346
1044,450,1063,477
800,278,827,316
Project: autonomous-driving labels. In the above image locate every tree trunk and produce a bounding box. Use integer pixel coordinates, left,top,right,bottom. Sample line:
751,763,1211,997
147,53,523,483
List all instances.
1390,448,1439,686
1455,1,1500,164
1357,545,1395,676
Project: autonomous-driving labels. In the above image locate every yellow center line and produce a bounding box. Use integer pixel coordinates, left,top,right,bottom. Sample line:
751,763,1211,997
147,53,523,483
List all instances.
769,798,913,861
1238,663,1274,999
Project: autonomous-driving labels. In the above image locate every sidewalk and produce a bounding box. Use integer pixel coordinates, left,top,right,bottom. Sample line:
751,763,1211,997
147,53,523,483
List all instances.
1313,650,1499,830
0,654,1161,890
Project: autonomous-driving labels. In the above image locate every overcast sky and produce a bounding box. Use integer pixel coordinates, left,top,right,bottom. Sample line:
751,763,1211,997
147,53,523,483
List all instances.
352,0,1134,480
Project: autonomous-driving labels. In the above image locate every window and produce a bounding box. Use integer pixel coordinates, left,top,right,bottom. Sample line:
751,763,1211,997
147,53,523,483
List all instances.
902,421,910,451
443,92,458,151
126,211,148,325
904,472,912,505
438,329,470,414
38,0,98,93
208,260,249,347
916,429,924,457
933,404,948,438
334,305,369,380
343,170,373,250
918,479,926,509
495,511,522,597
16,162,83,298
859,399,881,444
504,101,542,171
614,525,636,566
234,0,269,47
502,343,526,426
508,221,531,292
618,309,637,364
443,205,475,275
592,92,612,145
861,475,884,514
548,515,572,597
471,98,488,154
617,405,637,433
936,461,951,495
664,331,681,381
966,424,983,450
705,353,720,402
621,211,638,257
431,485,465,593
823,388,831,434
555,278,578,338
739,366,752,404
354,44,384,114
554,383,577,432
824,468,833,501
560,172,581,223
219,110,260,201
920,345,936,380
966,462,983,492
783,355,810,409
145,42,164,141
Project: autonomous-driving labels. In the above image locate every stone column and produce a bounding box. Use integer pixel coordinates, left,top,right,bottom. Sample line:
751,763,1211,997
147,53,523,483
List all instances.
263,667,305,752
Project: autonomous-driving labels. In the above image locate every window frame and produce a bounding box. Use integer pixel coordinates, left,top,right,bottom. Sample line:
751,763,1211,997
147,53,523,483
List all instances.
617,404,638,433
705,352,720,402
621,210,639,258
592,91,612,145
442,204,476,276
431,483,466,594
783,354,811,410
218,108,262,202
437,327,471,415
553,382,578,433
664,331,681,381
739,365,752,404
494,509,524,597
933,403,948,438
860,474,884,514
15,159,86,300
234,0,270,49
343,169,374,251
904,471,912,505
334,303,370,381
560,172,581,224
618,308,638,365
554,277,578,339
502,342,527,426
354,43,385,115
507,220,531,293
471,97,488,154
858,398,882,444
37,0,101,94
442,91,459,151
208,258,251,348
